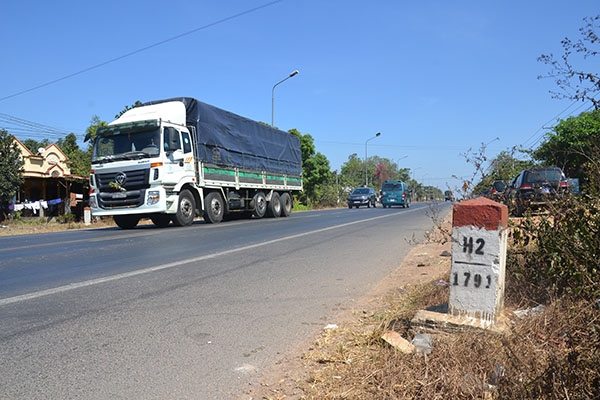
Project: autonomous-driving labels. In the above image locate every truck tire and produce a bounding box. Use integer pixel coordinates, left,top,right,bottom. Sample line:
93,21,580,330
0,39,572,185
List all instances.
253,191,267,218
203,191,224,224
280,192,292,217
151,214,171,228
266,192,281,218
114,215,140,229
172,189,196,226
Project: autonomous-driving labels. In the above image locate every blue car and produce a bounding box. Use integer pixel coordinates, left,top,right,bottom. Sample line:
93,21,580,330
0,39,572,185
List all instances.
380,180,411,208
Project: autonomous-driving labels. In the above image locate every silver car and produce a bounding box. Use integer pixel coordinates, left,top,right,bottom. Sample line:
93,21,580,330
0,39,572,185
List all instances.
347,187,377,208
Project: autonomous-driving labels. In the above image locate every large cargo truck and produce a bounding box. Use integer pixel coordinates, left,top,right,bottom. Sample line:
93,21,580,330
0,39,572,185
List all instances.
86,97,303,229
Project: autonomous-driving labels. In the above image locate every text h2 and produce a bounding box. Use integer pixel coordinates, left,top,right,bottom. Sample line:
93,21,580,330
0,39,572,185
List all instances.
462,236,485,255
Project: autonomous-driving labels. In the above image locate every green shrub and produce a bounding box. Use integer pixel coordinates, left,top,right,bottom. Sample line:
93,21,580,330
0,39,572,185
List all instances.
508,173,600,302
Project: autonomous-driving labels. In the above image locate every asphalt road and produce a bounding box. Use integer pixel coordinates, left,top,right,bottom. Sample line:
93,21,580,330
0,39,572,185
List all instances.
0,202,451,399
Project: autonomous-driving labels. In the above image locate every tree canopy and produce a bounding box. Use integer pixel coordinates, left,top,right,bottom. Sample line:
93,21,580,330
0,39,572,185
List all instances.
533,109,600,183
289,128,331,205
0,129,24,210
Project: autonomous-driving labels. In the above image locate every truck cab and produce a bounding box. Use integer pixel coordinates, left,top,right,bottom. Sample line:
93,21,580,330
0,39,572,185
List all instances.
88,102,200,228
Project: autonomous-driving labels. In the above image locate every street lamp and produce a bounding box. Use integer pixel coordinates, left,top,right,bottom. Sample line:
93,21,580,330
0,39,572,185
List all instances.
394,155,408,166
271,70,299,126
364,132,381,186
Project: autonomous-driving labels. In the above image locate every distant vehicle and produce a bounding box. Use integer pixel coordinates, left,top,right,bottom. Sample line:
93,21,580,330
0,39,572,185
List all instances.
444,190,455,202
505,167,569,217
380,180,411,208
488,180,507,203
347,187,377,208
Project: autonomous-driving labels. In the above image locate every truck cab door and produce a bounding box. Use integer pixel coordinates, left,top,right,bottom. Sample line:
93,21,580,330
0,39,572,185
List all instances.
164,127,194,184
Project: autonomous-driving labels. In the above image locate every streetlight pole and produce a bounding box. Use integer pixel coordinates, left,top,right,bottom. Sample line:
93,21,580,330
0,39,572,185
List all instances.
271,70,299,126
364,132,381,186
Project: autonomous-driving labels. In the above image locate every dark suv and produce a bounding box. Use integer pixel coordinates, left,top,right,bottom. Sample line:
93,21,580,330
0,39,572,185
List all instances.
506,167,569,217
347,187,377,208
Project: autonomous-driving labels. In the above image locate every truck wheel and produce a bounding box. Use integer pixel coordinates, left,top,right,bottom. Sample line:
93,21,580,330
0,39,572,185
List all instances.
253,191,267,218
113,215,140,229
266,192,281,218
172,189,196,226
151,214,171,228
280,192,292,217
203,192,224,224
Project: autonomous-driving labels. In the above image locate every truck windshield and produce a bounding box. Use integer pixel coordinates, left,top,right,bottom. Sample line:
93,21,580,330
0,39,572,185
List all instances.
92,127,161,164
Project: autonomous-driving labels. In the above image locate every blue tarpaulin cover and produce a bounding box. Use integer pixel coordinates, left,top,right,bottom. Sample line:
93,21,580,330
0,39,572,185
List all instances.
144,97,302,176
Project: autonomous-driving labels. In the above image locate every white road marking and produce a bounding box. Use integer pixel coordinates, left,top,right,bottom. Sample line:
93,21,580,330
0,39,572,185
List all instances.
0,208,424,306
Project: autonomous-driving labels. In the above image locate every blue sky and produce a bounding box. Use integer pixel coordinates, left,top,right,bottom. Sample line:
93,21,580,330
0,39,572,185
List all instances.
1,1,599,191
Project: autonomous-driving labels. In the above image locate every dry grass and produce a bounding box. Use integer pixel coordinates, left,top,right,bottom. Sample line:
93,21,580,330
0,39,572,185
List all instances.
254,283,599,400
250,213,600,400
0,216,116,236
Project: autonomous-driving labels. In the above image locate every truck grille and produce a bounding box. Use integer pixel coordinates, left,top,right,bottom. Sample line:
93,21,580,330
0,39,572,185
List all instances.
95,169,150,209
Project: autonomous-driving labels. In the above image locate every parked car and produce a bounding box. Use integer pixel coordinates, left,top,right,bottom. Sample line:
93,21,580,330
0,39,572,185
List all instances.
347,187,377,208
380,180,411,208
505,167,569,217
488,180,507,203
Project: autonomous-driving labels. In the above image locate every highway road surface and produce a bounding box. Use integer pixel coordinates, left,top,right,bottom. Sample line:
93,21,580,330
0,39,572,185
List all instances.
0,202,450,399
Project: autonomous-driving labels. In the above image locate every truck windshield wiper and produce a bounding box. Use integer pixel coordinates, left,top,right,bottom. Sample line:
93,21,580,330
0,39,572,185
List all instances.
92,154,116,164
121,151,149,160
92,152,148,164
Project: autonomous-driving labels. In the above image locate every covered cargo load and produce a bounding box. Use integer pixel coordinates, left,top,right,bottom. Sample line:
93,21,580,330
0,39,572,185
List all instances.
144,97,302,176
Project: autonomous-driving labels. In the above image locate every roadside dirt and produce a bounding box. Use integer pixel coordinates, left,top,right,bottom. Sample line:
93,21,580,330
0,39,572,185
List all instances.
242,215,452,399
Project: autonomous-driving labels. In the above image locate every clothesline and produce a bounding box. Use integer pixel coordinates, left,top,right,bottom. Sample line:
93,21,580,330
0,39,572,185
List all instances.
9,198,63,215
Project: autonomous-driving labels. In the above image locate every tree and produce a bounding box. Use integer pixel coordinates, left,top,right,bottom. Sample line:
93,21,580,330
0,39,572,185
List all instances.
538,15,600,109
472,149,534,194
0,129,24,216
22,138,50,153
532,109,600,183
115,101,143,119
56,132,91,177
289,129,332,205
85,115,107,144
340,153,364,189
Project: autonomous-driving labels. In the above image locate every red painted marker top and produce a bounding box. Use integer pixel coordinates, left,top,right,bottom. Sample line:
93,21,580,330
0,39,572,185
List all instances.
452,197,508,231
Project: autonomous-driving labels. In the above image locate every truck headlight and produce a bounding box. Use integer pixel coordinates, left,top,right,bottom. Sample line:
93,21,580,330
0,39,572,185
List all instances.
89,195,98,208
147,191,160,205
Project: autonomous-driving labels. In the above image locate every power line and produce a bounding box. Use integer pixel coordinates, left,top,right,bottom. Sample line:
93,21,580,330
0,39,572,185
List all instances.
0,113,73,141
0,1,285,103
521,100,592,149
